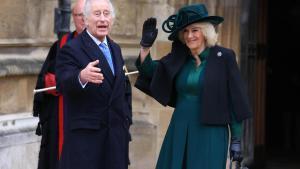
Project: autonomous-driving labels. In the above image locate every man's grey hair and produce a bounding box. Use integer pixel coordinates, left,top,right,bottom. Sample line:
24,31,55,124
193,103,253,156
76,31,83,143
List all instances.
83,0,116,19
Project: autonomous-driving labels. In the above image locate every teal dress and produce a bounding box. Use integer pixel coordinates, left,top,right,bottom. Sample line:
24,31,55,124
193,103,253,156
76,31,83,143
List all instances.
138,48,241,169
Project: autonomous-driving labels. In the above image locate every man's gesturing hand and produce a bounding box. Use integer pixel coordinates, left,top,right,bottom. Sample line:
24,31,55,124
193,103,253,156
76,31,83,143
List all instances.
79,60,104,84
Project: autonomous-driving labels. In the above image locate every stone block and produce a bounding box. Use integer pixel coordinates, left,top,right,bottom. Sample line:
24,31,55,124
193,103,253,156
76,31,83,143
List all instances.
132,83,162,125
0,0,28,38
0,0,57,39
0,113,40,169
154,40,171,59
111,1,137,37
129,120,157,169
0,75,37,115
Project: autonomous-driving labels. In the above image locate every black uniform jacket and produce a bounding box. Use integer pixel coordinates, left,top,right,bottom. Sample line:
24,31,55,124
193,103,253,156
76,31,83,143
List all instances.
33,31,78,169
135,41,252,124
33,40,60,169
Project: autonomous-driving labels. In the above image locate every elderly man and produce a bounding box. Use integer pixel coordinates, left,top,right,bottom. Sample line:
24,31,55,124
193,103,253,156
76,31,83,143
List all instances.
33,0,86,169
56,0,132,169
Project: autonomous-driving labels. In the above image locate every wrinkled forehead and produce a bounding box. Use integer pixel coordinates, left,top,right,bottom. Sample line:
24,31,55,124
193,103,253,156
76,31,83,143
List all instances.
90,0,111,12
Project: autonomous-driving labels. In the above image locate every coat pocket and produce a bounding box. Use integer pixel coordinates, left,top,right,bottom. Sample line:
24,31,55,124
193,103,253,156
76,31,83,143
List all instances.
70,117,106,130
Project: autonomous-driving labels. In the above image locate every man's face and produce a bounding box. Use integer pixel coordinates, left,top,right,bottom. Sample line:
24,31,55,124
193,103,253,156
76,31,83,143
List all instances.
86,0,113,41
72,0,85,34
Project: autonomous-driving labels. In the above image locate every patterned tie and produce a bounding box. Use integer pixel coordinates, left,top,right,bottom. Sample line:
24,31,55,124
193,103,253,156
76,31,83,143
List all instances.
99,43,115,75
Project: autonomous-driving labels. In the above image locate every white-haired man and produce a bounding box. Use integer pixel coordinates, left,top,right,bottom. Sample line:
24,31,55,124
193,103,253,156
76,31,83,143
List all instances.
56,0,132,169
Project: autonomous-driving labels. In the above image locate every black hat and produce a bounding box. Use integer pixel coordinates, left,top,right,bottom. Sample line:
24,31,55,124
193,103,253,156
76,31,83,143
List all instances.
162,3,224,41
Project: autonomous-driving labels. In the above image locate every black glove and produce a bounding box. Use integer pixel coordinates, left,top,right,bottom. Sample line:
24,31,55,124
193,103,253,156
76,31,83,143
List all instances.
230,137,243,162
140,17,158,48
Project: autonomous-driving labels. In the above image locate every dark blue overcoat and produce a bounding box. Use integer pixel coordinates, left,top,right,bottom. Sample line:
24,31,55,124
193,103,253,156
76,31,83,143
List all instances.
56,29,132,169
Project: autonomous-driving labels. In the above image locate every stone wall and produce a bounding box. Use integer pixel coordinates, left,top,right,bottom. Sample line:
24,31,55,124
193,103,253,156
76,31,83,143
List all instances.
0,0,242,168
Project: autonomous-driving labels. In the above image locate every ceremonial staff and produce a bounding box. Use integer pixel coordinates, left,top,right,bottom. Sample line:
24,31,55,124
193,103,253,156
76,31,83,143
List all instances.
33,66,139,94
33,69,139,94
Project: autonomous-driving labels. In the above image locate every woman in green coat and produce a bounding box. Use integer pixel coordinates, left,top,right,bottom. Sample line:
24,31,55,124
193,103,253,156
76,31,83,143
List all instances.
135,3,252,169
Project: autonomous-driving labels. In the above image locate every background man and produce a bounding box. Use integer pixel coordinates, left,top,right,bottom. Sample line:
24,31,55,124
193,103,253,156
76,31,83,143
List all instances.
33,0,86,169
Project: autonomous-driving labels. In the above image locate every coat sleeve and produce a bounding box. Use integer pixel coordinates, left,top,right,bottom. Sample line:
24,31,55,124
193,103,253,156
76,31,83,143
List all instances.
55,44,84,94
136,53,159,78
135,41,187,107
226,50,252,122
134,53,158,98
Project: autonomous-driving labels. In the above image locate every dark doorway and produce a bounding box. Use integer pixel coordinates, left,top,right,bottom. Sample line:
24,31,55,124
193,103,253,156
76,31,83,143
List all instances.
266,0,300,168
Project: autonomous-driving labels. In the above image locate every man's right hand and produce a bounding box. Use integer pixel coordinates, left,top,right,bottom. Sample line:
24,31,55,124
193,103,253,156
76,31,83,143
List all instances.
79,60,104,84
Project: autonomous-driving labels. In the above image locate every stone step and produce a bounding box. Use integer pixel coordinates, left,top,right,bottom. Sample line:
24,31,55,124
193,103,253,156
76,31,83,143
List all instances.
0,112,40,169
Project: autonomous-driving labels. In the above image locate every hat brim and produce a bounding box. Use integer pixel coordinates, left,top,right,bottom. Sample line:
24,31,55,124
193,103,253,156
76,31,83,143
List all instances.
168,16,224,41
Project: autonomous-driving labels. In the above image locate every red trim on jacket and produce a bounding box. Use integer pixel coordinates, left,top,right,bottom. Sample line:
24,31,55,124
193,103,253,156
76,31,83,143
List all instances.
58,31,78,159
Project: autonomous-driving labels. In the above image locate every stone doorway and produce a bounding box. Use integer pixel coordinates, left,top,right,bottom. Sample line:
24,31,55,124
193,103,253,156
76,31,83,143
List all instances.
240,0,300,168
265,0,300,168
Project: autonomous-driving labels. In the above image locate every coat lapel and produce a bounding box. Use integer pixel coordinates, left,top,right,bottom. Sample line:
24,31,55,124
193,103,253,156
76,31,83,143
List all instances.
107,37,125,101
80,30,114,86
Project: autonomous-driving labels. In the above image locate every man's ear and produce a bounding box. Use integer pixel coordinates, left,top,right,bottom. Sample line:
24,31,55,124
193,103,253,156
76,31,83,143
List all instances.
111,19,114,27
84,17,88,27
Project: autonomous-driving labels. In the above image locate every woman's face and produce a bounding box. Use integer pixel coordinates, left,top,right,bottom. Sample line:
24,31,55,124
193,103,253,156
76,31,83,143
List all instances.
182,23,206,53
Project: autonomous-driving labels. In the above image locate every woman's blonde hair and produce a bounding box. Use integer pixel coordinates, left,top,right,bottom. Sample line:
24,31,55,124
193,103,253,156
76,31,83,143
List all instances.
178,22,219,47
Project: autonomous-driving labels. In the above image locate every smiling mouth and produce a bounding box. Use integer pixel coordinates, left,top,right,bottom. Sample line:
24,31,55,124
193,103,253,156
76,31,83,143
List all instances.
187,40,196,44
